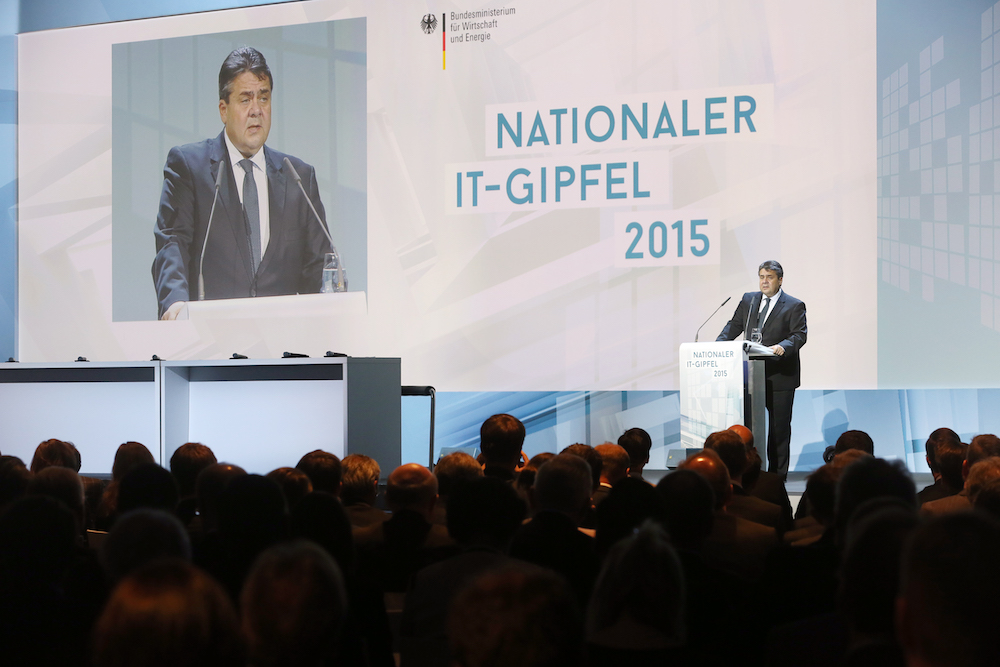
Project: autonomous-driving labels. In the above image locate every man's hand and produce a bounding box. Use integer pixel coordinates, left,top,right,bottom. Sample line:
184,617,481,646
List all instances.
161,301,187,321
770,344,784,356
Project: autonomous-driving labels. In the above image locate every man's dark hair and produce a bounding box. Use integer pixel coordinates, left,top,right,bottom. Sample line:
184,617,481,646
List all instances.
834,430,875,456
925,427,961,474
449,567,583,667
594,477,668,559
656,469,715,550
703,430,748,479
967,434,1000,467
480,414,526,466
935,438,967,490
804,463,841,525
447,476,527,547
112,442,155,481
219,46,273,102
242,540,348,667
29,439,77,473
834,457,916,541
266,467,314,509
898,512,1000,667
170,443,217,498
533,454,592,515
0,455,32,509
295,450,342,496
340,454,380,506
617,428,652,470
434,452,484,497
560,444,602,492
758,259,783,278
118,463,180,517
102,509,192,582
27,466,85,532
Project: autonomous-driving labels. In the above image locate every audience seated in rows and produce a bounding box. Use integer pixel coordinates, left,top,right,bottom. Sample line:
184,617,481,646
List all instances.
922,433,1000,515
6,417,1000,667
916,427,965,505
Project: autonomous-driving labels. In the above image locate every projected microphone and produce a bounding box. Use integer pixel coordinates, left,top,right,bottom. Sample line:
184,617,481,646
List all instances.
197,165,226,301
694,296,731,343
283,157,344,291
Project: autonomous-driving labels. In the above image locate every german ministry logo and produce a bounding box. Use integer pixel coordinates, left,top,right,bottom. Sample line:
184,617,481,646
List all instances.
420,14,438,34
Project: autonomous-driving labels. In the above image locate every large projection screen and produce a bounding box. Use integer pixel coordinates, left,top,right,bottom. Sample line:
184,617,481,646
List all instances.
17,0,877,392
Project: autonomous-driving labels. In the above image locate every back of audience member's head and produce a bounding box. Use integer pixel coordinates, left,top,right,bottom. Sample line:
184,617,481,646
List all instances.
480,414,526,469
560,443,602,492
241,540,348,667
169,443,217,498
831,448,871,469
677,449,731,510
101,508,192,582
656,469,715,550
934,438,967,490
434,451,484,498
618,427,652,474
447,476,527,548
289,492,355,575
834,457,916,545
0,495,77,585
838,500,919,637
703,430,748,481
974,478,1000,518
835,430,875,456
93,559,243,667
924,427,961,475
294,450,342,496
385,463,438,515
587,521,685,649
804,463,841,526
531,453,593,520
516,452,555,502
594,443,630,485
339,454,380,506
27,465,85,533
0,455,31,511
29,438,77,473
118,463,180,517
965,457,1000,503
897,512,1000,667
449,566,583,667
265,467,313,509
111,441,155,481
218,474,288,553
195,463,246,533
594,476,668,559
966,433,1000,469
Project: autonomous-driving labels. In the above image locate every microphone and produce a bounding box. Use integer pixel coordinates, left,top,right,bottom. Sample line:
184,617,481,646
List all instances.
283,157,344,290
197,165,226,301
695,296,731,342
744,293,759,340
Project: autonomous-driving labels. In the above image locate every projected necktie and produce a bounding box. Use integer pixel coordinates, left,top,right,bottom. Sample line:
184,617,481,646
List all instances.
759,296,771,328
240,159,261,273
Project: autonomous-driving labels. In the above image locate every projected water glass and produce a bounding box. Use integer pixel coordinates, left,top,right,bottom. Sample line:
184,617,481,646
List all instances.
321,252,348,293
750,328,762,344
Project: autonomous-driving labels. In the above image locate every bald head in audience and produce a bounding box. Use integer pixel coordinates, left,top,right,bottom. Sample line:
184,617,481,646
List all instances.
386,463,438,519
677,449,732,510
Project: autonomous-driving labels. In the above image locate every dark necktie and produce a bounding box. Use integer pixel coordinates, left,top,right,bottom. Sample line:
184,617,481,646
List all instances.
239,159,261,272
759,296,771,327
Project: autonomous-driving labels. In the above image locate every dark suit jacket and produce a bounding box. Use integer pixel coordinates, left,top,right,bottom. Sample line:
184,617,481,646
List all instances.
717,290,807,390
509,510,600,604
152,131,332,316
729,486,784,531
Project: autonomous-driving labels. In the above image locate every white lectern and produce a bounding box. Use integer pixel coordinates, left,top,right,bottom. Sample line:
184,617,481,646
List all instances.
678,341,775,467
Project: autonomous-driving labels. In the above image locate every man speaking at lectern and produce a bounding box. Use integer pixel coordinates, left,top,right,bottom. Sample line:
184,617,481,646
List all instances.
152,47,333,320
717,260,807,478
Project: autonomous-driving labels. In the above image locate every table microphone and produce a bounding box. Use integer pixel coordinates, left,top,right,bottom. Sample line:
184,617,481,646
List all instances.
198,165,226,301
694,296,731,342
